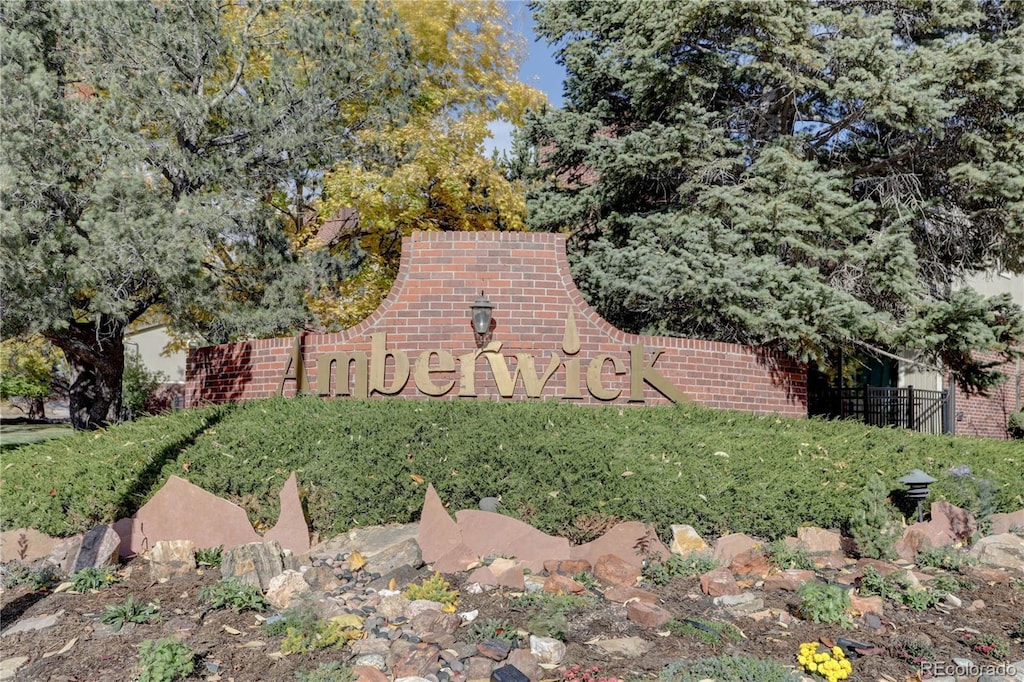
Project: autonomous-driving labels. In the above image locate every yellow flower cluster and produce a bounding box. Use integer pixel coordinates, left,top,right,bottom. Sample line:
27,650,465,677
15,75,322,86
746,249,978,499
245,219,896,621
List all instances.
797,642,853,682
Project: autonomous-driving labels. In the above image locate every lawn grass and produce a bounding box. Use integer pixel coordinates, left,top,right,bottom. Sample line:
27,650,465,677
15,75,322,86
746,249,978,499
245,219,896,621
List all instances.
1,398,1020,541
0,421,74,451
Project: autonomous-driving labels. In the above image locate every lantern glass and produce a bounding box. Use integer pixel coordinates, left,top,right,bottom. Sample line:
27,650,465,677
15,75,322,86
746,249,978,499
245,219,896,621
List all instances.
470,291,492,336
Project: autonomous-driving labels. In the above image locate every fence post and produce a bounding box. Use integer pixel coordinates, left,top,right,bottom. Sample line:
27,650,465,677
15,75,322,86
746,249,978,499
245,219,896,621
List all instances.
863,384,870,425
942,388,951,434
907,385,915,431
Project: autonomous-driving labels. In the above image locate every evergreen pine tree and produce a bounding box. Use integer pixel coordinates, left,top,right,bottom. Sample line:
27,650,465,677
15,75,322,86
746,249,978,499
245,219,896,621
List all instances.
522,0,1024,391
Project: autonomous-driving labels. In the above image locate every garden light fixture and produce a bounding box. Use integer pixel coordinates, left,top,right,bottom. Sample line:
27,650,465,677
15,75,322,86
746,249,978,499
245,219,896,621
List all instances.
900,468,936,522
470,290,493,347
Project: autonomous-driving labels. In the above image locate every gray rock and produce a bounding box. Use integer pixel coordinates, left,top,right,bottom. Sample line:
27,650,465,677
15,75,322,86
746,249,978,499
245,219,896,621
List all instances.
71,525,120,573
591,636,651,657
148,540,196,581
367,564,429,592
221,541,285,589
353,653,387,670
1,609,63,637
1006,659,1024,682
479,497,501,513
0,656,29,681
970,533,1024,574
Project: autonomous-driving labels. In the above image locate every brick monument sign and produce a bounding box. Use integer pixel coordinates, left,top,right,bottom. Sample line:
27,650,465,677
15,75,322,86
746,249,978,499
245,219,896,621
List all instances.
186,231,807,414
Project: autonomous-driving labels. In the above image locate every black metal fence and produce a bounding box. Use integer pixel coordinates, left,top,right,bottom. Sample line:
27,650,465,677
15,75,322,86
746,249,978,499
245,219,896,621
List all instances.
809,386,951,435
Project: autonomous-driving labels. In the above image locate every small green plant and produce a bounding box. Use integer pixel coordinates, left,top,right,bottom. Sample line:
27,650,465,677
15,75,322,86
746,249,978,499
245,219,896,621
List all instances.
1008,410,1024,439
527,608,570,641
199,577,267,612
403,572,458,612
848,474,901,560
765,539,814,570
659,655,803,682
796,581,852,628
136,638,194,682
889,634,936,668
295,661,356,682
508,591,595,611
666,617,741,644
928,573,972,595
643,553,720,586
281,614,363,654
195,545,223,568
914,545,974,571
100,594,162,632
572,570,598,590
1,562,60,590
465,617,519,645
263,605,320,637
858,567,940,610
70,566,118,592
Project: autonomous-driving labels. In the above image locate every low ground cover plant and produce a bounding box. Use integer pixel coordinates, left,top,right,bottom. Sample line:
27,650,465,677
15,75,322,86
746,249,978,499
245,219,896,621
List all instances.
1,562,60,590
796,582,852,628
100,595,162,632
296,662,356,682
642,553,719,585
70,566,118,592
199,577,267,612
3,399,1022,545
858,566,941,610
136,638,194,682
403,573,458,612
659,655,803,682
666,617,741,644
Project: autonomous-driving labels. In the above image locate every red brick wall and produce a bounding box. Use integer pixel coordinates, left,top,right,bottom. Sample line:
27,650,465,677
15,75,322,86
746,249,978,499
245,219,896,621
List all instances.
186,232,808,415
953,353,1023,439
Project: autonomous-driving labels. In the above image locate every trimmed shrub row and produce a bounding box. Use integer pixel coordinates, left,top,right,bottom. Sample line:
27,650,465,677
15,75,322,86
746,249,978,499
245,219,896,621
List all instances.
2,397,1021,541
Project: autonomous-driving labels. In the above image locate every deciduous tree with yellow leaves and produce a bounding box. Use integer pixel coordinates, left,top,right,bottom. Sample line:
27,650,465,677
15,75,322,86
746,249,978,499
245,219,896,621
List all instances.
310,0,545,328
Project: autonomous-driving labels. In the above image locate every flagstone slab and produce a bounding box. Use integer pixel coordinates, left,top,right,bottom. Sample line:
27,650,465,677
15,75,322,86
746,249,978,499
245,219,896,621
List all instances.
115,475,260,557
0,528,58,564
572,521,667,569
264,472,311,554
455,510,570,573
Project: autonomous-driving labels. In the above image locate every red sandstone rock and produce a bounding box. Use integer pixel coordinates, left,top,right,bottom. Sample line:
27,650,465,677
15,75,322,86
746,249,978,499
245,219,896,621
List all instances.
264,472,310,553
114,476,260,557
594,553,641,587
854,558,901,576
543,573,586,594
571,521,668,568
712,533,761,566
0,528,58,563
728,549,772,578
849,593,885,617
602,585,658,604
700,567,740,597
417,484,464,564
763,569,815,592
797,526,843,553
627,600,673,628
455,509,570,574
989,509,1024,535
392,642,442,677
543,559,591,576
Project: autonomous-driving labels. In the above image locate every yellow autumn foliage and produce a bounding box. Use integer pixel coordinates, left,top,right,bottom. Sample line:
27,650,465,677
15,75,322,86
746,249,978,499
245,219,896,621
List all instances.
308,0,546,329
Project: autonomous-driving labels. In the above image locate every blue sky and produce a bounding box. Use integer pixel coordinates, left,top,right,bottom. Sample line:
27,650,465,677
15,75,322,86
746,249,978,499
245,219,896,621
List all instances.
484,1,566,157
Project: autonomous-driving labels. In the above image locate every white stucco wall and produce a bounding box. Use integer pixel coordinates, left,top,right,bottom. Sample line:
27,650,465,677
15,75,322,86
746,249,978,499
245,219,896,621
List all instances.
125,325,186,383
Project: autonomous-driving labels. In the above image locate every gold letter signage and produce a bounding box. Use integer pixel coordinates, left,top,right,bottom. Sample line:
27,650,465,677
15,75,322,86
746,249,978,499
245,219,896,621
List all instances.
279,311,689,404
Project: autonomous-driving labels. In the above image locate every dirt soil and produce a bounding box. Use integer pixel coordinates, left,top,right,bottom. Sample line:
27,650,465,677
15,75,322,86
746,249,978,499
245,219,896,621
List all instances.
1,556,1022,682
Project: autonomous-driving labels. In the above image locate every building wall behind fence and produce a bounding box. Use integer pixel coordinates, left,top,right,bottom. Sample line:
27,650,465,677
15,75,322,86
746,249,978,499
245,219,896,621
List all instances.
954,353,1023,439
186,232,808,415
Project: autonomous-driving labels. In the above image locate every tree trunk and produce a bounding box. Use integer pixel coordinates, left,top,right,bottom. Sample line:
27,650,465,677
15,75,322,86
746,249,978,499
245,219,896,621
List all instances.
28,397,45,420
46,317,126,430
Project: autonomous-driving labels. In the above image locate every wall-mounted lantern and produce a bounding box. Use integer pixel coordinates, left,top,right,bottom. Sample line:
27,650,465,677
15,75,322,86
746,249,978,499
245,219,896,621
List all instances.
899,469,936,522
470,290,493,347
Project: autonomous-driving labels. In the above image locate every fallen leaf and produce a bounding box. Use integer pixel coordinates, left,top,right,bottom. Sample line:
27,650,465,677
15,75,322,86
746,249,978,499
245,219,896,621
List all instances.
410,474,424,484
237,641,266,649
43,637,77,658
268,651,286,660
222,625,242,635
182,461,191,472
348,550,366,572
53,582,73,594
620,470,633,477
388,577,396,591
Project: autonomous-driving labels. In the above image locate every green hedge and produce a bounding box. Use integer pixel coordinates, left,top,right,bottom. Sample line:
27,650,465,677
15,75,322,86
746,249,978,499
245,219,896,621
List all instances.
2,398,1021,541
